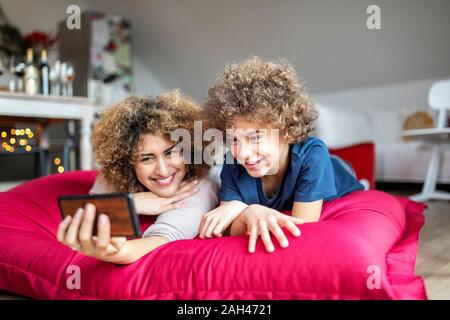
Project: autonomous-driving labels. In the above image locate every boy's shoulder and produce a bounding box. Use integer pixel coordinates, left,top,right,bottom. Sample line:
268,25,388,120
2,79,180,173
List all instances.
291,137,328,156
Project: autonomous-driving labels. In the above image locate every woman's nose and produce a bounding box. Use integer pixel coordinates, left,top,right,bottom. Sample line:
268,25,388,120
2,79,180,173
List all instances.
155,158,170,176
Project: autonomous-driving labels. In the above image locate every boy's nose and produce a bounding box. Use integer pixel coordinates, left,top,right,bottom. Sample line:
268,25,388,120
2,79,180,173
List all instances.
237,142,254,161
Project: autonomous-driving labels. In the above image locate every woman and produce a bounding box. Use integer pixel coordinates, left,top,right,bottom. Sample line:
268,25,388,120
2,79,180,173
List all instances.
57,90,219,264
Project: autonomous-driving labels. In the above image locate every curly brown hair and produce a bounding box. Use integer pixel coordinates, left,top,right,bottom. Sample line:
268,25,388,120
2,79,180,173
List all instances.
92,90,209,193
204,56,318,143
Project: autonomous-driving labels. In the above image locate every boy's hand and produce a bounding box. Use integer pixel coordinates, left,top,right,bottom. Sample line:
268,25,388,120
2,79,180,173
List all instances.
199,201,248,238
239,204,303,253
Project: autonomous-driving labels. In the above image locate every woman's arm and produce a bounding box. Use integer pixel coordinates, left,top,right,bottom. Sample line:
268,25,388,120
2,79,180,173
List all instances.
104,236,170,264
89,173,199,216
57,203,170,265
133,179,199,215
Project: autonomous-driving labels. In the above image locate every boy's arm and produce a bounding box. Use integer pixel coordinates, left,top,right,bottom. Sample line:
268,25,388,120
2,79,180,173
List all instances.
230,200,321,237
291,199,323,223
198,200,248,238
228,204,303,253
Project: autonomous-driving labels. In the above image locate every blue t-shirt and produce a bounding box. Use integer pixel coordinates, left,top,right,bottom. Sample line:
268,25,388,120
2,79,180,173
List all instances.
219,137,364,211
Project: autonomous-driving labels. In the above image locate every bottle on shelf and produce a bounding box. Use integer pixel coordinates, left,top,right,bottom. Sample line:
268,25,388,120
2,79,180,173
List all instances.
24,48,40,95
39,49,50,96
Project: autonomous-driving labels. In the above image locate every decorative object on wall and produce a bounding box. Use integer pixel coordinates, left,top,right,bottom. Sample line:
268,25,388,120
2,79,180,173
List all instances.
58,11,133,108
402,110,434,141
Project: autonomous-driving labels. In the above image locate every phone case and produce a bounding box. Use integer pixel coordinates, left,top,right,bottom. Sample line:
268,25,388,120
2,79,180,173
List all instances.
58,193,141,237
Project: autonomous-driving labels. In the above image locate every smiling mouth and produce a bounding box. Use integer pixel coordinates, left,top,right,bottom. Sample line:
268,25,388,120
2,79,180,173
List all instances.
152,173,176,187
244,158,263,170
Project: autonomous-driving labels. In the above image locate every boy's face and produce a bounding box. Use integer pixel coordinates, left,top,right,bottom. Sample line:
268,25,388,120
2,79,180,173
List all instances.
228,118,289,178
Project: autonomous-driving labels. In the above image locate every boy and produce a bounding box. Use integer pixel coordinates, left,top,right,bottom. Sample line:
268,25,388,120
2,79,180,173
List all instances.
199,57,364,253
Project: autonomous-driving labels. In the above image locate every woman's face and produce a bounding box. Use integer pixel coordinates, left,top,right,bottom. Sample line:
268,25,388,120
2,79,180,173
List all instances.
134,133,186,197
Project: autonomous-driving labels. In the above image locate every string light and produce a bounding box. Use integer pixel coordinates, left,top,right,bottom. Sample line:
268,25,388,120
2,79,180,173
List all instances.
1,127,36,153
57,166,65,173
54,157,61,165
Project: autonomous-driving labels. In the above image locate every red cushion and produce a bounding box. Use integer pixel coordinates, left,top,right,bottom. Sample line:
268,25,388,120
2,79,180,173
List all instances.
329,142,376,189
0,171,426,299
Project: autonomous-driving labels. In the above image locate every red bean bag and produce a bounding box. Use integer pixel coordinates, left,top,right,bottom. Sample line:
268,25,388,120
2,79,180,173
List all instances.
0,170,426,299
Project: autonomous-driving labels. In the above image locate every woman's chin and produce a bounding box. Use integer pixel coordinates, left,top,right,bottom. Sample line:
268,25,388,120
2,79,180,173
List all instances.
143,180,177,197
147,185,177,198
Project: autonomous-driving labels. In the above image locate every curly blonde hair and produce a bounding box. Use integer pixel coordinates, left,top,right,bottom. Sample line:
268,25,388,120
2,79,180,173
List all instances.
204,56,318,143
92,90,209,193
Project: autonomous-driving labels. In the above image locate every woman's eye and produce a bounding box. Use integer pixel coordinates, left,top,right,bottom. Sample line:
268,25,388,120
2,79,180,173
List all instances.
141,157,154,163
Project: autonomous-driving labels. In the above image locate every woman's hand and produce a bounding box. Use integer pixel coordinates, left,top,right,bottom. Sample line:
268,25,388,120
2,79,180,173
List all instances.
199,200,248,239
57,203,129,263
134,179,199,215
234,204,304,253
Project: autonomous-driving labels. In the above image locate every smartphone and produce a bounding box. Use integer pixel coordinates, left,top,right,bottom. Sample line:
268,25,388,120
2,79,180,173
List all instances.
58,193,141,237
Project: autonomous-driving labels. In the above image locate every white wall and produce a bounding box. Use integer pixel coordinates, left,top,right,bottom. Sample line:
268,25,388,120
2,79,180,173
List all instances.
315,77,447,110
2,0,450,100
84,0,450,100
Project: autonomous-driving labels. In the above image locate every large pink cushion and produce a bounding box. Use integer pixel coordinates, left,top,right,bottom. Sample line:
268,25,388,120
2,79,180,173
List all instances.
0,171,427,299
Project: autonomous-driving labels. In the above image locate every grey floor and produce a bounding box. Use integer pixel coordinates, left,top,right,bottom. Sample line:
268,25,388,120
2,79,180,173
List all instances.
0,182,449,300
